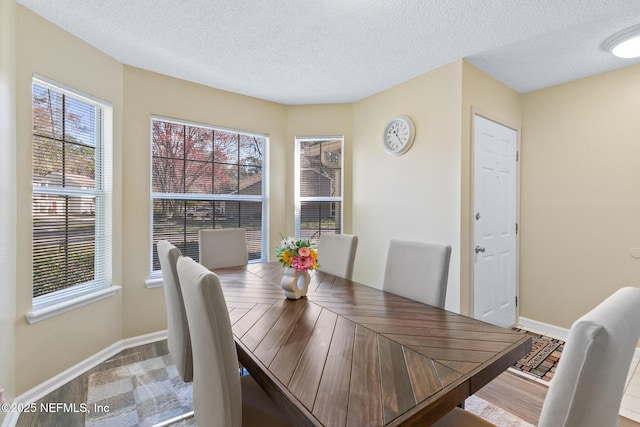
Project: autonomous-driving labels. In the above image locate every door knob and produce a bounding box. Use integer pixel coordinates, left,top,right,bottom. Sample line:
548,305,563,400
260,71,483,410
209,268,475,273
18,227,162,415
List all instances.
475,245,486,254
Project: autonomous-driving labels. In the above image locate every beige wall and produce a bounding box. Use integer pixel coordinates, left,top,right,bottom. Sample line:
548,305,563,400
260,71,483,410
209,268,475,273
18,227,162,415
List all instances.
121,67,288,338
520,65,640,329
286,104,354,235
14,5,124,393
0,0,17,413
10,1,640,399
10,3,313,395
351,61,463,311
460,61,522,315
348,60,521,314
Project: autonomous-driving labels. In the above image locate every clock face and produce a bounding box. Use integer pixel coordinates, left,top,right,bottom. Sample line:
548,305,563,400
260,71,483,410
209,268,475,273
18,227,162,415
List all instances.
383,115,415,155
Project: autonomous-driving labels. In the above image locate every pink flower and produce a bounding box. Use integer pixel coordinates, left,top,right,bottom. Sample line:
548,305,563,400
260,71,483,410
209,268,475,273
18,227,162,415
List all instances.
292,255,314,271
298,247,310,257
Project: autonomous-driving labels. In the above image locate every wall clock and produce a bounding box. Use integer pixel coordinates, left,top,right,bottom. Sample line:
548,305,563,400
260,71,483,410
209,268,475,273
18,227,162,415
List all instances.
383,115,415,155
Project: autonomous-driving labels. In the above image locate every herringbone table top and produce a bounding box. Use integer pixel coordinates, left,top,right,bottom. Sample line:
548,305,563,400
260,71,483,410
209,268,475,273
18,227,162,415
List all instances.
214,263,531,426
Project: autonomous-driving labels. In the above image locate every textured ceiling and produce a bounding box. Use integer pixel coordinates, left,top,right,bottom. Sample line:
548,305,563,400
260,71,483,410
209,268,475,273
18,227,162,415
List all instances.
16,0,640,105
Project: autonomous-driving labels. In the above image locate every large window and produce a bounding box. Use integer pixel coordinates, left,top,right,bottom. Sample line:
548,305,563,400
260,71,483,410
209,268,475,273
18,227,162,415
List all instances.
295,137,343,242
31,77,112,307
150,118,267,274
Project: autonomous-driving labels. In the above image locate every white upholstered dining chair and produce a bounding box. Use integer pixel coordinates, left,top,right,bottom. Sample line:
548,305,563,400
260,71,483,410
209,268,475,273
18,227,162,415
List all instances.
198,228,248,269
155,240,194,426
177,256,292,427
317,233,358,280
382,239,452,309
432,286,640,427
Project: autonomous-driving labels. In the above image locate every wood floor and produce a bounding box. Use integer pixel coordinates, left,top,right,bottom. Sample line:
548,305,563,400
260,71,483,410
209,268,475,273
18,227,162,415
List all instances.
14,340,640,427
476,368,640,427
15,341,170,427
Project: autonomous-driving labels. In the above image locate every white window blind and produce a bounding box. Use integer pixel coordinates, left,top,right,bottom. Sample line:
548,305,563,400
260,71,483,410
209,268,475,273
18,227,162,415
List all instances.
150,117,267,275
295,136,343,242
31,76,112,310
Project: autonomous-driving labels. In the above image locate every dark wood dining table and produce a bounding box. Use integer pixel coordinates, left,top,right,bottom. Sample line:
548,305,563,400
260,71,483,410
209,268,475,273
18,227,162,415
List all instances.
213,262,531,427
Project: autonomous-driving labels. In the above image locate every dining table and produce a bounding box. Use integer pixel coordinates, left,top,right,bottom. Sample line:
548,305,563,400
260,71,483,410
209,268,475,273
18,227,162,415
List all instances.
213,262,531,427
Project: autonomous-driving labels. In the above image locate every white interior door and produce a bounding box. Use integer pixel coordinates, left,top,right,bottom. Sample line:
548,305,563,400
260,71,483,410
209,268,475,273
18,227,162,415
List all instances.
473,114,518,327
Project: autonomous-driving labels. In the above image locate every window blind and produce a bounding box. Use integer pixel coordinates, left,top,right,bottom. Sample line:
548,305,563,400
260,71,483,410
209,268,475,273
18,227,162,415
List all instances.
295,137,343,242
150,117,267,274
31,76,112,308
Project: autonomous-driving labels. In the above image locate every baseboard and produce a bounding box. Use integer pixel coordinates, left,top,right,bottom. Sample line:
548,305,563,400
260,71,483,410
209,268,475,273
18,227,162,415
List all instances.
518,317,570,341
519,317,640,360
2,330,168,427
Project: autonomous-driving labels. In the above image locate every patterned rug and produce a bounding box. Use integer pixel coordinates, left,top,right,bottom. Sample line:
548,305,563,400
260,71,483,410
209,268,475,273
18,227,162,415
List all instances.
86,354,193,427
85,354,533,426
466,395,534,427
511,327,565,382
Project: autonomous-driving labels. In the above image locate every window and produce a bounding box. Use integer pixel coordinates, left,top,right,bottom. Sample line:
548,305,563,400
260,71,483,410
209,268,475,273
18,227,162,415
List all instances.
150,118,267,275
31,77,112,308
295,137,343,242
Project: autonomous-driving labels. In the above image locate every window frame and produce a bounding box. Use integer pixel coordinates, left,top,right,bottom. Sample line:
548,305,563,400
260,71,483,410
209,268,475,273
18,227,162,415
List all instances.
30,75,113,314
148,116,269,280
294,136,344,241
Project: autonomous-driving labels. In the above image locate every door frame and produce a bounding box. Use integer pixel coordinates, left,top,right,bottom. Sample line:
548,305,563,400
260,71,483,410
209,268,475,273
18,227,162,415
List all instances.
469,108,521,325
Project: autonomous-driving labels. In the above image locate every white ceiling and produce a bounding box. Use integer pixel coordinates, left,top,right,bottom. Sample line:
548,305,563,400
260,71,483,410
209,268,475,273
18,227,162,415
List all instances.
16,0,640,105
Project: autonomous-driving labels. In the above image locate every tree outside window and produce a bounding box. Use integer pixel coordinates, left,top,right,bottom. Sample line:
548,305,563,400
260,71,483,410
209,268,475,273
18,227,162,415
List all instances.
295,137,343,242
150,118,267,273
31,78,112,304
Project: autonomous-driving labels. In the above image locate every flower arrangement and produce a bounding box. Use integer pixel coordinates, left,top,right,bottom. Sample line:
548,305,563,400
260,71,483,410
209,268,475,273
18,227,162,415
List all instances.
275,236,318,272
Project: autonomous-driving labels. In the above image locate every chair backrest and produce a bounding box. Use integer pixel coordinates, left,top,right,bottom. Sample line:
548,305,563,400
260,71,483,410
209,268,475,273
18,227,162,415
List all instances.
198,228,248,269
156,240,193,383
538,286,640,427
382,239,452,308
177,256,243,427
317,233,358,280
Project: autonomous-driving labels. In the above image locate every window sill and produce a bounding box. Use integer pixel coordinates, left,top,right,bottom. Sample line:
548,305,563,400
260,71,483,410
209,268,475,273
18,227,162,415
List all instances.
144,258,263,290
144,277,163,289
25,285,122,324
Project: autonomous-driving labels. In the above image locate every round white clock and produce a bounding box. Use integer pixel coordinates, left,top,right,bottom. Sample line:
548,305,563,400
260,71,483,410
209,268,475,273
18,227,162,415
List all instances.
383,115,415,155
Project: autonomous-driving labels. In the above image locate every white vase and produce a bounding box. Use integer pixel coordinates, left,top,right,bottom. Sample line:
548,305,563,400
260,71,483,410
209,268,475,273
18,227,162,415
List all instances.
280,267,310,299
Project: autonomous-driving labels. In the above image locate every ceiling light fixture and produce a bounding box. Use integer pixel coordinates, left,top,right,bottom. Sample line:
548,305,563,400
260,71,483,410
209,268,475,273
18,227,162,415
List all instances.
603,24,640,58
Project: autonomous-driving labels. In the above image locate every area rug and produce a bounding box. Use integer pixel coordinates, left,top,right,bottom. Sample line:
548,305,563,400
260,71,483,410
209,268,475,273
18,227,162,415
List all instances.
86,354,193,427
511,327,565,382
85,355,533,426
466,395,534,427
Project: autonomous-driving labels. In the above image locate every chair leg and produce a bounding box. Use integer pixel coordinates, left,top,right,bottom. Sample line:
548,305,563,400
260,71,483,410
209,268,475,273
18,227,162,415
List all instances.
152,410,194,427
